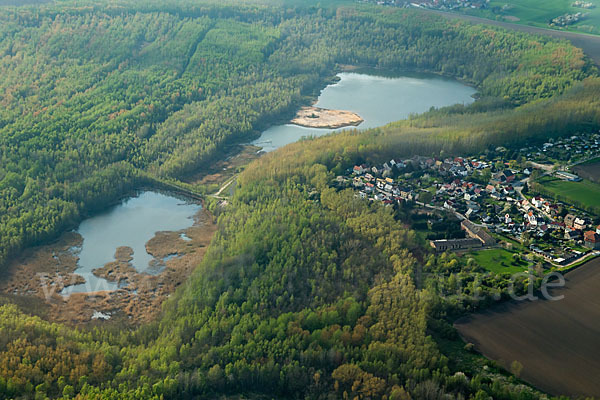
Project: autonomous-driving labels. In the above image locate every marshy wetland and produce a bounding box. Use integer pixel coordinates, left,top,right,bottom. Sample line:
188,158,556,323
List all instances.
0,191,216,325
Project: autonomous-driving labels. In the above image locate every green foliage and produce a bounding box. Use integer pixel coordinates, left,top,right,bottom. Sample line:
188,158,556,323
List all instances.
0,0,592,271
532,176,600,214
0,0,595,399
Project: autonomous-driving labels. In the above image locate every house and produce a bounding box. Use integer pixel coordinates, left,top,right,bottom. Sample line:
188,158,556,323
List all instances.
466,201,480,212
584,231,600,250
491,170,515,185
574,217,587,231
503,169,516,183
524,211,538,227
596,225,600,235
544,203,559,216
353,165,365,175
565,228,582,240
564,214,577,229
520,198,531,207
456,166,468,177
400,188,414,201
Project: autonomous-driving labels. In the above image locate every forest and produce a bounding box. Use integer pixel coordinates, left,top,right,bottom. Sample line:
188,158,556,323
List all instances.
0,0,597,398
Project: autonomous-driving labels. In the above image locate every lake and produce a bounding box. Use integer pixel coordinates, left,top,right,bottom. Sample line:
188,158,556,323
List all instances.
455,259,600,397
62,191,201,295
63,72,475,296
252,71,476,152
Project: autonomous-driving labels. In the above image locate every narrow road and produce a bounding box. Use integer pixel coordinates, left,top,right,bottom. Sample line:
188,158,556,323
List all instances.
212,175,237,199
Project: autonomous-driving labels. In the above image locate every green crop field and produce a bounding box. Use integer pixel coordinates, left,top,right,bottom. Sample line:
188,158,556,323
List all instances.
468,248,530,274
466,0,600,35
537,176,600,210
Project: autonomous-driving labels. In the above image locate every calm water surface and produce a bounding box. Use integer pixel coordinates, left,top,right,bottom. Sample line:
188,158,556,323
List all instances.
65,72,475,294
253,72,476,152
62,191,200,295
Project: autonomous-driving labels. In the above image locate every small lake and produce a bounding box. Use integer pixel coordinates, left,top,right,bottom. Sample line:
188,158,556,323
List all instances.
252,71,476,152
62,191,201,295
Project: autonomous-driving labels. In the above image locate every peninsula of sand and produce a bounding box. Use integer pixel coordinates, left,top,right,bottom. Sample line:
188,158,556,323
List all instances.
291,106,363,129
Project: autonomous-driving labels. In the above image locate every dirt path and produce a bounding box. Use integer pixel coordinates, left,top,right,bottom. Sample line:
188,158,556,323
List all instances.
212,175,237,198
422,9,600,65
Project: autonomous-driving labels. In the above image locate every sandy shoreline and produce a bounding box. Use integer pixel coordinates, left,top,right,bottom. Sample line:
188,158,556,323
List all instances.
291,106,363,129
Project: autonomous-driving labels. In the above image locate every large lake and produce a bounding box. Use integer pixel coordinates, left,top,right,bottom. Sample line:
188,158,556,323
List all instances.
253,71,476,152
62,191,201,295
64,72,475,295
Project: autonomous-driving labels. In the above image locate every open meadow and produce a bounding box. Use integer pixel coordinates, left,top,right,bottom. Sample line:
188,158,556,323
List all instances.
535,176,600,211
464,0,600,35
468,248,530,274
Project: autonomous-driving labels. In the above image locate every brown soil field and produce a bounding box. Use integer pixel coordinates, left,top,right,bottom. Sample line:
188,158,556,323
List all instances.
291,106,363,129
0,208,217,326
455,258,600,397
573,161,600,183
423,9,600,65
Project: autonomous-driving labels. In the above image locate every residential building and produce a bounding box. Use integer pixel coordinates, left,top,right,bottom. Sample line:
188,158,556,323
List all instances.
584,231,600,250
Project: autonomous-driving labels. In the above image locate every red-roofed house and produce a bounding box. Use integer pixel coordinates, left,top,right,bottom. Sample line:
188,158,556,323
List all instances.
584,231,600,250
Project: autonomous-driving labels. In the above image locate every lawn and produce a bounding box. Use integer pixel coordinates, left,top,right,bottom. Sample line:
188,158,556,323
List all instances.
464,0,600,35
536,176,600,211
468,248,530,274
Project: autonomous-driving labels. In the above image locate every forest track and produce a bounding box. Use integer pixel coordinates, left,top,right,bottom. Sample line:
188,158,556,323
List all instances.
212,175,237,198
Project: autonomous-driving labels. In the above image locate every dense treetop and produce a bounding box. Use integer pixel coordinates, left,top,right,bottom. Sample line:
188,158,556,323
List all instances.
0,0,596,398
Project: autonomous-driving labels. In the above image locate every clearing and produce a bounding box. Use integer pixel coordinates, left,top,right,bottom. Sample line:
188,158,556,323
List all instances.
468,248,530,274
